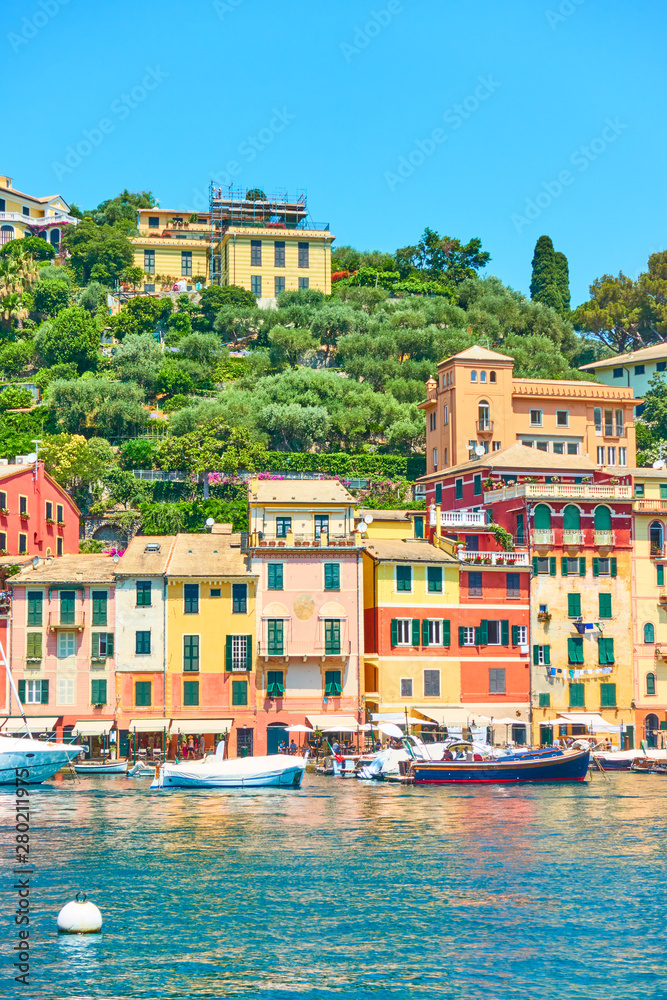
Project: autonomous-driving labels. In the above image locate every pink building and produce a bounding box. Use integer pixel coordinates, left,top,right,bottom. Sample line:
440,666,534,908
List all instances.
248,479,364,755
6,555,116,744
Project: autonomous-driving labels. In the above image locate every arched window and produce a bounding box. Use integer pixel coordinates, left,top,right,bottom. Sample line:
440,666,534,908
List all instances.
489,371,496,383
49,228,60,247
478,400,490,431
645,714,659,747
646,672,656,696
0,225,14,245
644,622,655,644
650,521,664,556
480,371,487,383
594,506,612,531
563,505,581,531
534,504,552,530
470,370,477,382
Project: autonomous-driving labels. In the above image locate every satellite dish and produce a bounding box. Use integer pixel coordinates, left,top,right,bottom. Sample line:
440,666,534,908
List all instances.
205,517,215,527
357,523,367,534
32,555,39,569
364,514,374,524
112,553,120,563
26,453,36,463
475,445,485,456
653,460,666,469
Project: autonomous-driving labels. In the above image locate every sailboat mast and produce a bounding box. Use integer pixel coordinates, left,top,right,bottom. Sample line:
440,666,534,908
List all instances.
0,636,32,738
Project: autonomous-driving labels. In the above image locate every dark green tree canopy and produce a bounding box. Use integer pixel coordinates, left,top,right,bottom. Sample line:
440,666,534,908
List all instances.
530,235,570,315
89,189,156,228
0,236,55,262
61,220,134,286
35,306,99,373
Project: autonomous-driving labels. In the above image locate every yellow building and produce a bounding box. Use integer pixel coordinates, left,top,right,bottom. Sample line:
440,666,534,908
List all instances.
165,527,258,757
218,226,333,298
631,469,667,747
0,174,77,250
131,208,210,290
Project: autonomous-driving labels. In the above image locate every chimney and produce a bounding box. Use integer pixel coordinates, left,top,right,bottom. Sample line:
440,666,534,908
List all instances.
0,176,12,189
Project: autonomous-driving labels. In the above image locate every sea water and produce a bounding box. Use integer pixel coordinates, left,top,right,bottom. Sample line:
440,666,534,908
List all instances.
1,770,666,1000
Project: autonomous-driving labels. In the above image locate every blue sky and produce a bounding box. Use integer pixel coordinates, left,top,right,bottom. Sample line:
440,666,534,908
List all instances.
5,0,665,305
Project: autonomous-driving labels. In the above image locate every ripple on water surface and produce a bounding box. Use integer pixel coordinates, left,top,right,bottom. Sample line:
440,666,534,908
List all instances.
1,772,666,1000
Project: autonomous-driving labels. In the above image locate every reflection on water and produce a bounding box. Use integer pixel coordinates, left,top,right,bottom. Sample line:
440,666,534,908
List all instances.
2,772,667,999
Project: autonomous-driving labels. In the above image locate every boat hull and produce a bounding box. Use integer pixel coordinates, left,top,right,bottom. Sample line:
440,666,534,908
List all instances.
74,761,128,775
152,755,306,789
0,737,83,785
411,748,590,784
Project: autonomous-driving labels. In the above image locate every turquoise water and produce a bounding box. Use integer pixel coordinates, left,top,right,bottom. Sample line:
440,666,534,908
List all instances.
2,770,667,1000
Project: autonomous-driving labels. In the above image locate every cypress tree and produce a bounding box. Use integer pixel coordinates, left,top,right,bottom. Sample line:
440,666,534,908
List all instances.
554,251,570,312
530,235,564,312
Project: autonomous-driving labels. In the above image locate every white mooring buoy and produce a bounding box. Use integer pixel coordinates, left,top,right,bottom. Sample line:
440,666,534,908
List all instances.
57,892,103,934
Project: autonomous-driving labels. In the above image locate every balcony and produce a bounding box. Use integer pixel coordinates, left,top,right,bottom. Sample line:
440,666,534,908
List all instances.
533,529,555,546
476,419,494,435
650,543,665,559
634,499,667,514
595,531,615,547
458,550,530,567
47,612,86,631
250,531,358,549
0,210,79,227
436,510,487,528
563,530,585,546
485,483,632,503
258,639,352,660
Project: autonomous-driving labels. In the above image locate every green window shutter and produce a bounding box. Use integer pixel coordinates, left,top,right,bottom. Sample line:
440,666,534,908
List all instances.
427,566,443,592
443,620,450,646
60,590,75,624
325,564,340,590
544,645,551,665
533,645,539,665
563,505,580,530
92,591,107,626
92,632,100,657
534,504,551,530
232,680,248,706
549,557,557,577
610,557,617,577
601,638,615,665
27,591,43,626
136,581,151,606
396,566,412,591
232,584,247,613
600,682,616,707
92,679,107,705
579,557,586,577
592,557,600,577
458,626,466,646
512,625,518,645
594,505,612,530
268,564,283,590
539,692,550,708
246,635,253,670
569,682,585,708
390,619,398,646
18,679,25,701
561,557,568,576
474,626,481,645
575,638,584,664
27,632,42,658
183,680,199,707
532,556,539,576
473,474,482,496
422,619,429,646
480,620,488,645
501,620,509,645
225,635,233,671
184,635,199,672
411,618,420,646
184,583,199,613
435,483,443,503
568,593,581,617
325,620,341,655
599,593,612,618
658,564,665,587
41,679,49,704
568,637,577,664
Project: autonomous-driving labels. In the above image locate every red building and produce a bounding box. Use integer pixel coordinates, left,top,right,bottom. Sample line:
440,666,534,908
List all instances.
0,461,80,558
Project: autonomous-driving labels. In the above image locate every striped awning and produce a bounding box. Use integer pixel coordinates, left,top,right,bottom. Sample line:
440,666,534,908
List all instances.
169,719,232,736
127,718,170,733
72,720,115,737
1,716,59,733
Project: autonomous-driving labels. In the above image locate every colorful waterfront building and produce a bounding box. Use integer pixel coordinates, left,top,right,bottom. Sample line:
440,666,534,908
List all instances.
629,469,667,747
0,173,77,249
0,460,79,558
165,527,258,758
580,344,667,413
131,208,210,291
6,555,116,741
248,479,363,753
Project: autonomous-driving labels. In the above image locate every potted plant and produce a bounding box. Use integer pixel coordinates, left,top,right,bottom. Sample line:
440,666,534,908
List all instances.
537,611,552,623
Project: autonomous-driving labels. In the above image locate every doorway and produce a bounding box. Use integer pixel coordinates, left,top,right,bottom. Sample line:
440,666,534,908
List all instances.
236,728,254,757
266,723,288,755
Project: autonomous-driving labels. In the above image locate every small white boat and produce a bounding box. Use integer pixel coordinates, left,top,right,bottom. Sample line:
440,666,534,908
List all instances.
126,761,156,778
0,734,83,785
73,760,128,775
151,753,306,790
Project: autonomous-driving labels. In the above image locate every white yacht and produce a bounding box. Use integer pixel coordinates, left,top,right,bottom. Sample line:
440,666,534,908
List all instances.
0,733,83,785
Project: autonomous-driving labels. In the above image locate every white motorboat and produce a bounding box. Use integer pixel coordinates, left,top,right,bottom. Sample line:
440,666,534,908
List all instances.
0,734,83,785
73,760,128,775
151,753,306,789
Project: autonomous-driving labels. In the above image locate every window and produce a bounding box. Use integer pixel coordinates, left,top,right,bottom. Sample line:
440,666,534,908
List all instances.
569,682,585,708
57,631,76,657
597,446,605,465
553,442,564,455
506,573,520,599
530,409,543,426
92,591,107,626
314,515,329,539
324,563,340,590
414,516,424,539
615,409,623,436
392,619,412,645
136,631,151,654
183,584,199,614
644,622,655,644
324,670,342,696
604,408,613,436
401,678,413,698
227,634,251,671
432,448,438,471
512,625,528,645
533,644,551,665
424,619,446,645
60,590,76,625
485,620,508,645
232,584,247,614
460,626,475,646
298,277,309,290
183,635,199,672
607,447,616,466
455,478,463,500
274,241,285,267
57,504,64,523
56,677,74,705
324,619,341,655
276,516,292,538
658,564,664,587
424,669,440,697
486,667,505,694
181,251,192,276
135,681,151,707
22,206,30,217
567,593,581,617
45,501,53,521
612,367,623,378
183,680,199,706
635,364,645,375
568,637,584,664
480,371,487,383
210,588,221,597
148,216,160,229
536,442,549,452
478,401,490,431
444,405,449,425
144,249,155,274
250,240,262,266
267,619,284,655
251,275,262,297
0,491,5,511
562,556,585,576
536,557,550,575
600,682,616,707
91,679,107,705
274,276,285,296
266,670,285,697
598,637,615,665
19,534,27,555
136,581,152,607
19,679,47,705
435,483,442,504
534,504,551,530
635,484,645,498
298,242,309,268
599,593,612,619
56,537,63,557
268,564,283,590
396,565,412,592
470,370,477,382
593,557,616,577
594,407,602,434
516,513,525,545
473,474,482,496
27,591,43,626
427,566,443,593
619,447,627,466
468,572,482,597
646,672,657,695
0,531,6,551
539,692,551,708
567,443,579,455
556,410,569,427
